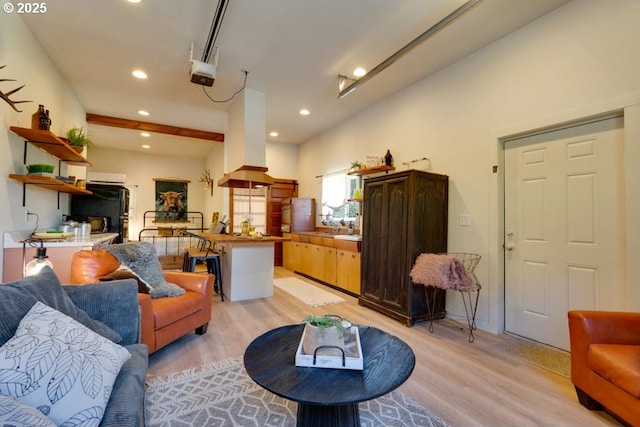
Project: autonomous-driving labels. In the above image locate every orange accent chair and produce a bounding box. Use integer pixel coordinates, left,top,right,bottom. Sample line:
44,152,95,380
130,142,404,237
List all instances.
70,249,213,354
568,310,640,426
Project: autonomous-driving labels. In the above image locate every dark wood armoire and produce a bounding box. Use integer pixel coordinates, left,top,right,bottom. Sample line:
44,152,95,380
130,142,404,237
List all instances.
358,169,449,326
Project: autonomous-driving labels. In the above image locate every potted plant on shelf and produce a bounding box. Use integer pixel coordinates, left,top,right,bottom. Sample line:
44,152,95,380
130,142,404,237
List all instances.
302,314,351,357
350,161,362,171
64,126,93,152
26,163,55,177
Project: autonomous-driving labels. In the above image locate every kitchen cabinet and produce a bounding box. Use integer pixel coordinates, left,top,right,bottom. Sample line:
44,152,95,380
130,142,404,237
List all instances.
336,249,360,294
359,169,448,326
323,246,337,286
284,240,302,272
282,233,360,295
9,127,93,206
310,243,325,281
299,242,313,276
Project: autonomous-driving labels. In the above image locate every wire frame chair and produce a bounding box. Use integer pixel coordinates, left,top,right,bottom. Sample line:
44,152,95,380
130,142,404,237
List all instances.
420,252,481,342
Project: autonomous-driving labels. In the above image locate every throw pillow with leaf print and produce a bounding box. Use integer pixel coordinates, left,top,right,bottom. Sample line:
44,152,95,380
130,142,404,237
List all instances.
0,302,131,426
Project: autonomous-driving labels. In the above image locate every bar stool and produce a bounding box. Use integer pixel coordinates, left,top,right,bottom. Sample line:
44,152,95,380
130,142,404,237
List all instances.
180,230,224,301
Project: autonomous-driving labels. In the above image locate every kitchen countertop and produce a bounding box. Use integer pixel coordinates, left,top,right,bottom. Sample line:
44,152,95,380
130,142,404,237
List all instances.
200,232,290,244
3,231,119,249
285,231,361,252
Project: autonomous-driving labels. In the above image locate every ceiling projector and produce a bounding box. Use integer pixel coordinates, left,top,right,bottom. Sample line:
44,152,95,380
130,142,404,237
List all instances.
190,60,216,87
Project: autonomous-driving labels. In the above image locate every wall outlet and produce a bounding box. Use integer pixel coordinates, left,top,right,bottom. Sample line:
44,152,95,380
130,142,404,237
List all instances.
459,214,471,226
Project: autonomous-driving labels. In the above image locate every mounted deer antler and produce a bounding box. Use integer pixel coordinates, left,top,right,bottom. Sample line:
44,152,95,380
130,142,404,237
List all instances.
200,169,214,195
0,66,32,112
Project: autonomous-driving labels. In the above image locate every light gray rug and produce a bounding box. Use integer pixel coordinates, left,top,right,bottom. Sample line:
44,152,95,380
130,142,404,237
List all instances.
145,358,449,427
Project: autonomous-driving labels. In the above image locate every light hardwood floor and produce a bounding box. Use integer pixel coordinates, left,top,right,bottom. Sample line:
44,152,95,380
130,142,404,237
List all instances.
148,268,621,427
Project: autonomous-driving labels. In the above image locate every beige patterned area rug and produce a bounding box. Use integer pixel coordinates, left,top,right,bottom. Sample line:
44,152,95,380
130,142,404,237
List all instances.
274,277,345,307
145,357,449,427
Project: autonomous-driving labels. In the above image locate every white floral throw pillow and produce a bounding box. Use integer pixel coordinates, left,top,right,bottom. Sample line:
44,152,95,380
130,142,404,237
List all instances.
0,302,131,426
0,393,55,427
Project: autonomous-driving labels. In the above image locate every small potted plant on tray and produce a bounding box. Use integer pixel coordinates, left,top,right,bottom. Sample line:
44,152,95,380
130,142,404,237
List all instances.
302,314,351,357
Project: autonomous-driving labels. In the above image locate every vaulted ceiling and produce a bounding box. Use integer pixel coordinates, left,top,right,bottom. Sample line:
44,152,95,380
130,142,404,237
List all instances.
19,0,570,158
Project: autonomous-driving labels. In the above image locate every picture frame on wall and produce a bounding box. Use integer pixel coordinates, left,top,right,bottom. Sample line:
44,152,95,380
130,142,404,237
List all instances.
154,178,190,221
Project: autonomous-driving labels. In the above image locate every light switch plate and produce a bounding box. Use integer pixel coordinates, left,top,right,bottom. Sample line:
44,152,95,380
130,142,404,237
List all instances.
459,214,471,226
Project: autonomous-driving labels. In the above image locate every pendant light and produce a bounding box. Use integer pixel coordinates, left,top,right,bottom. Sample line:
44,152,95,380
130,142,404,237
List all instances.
24,240,53,277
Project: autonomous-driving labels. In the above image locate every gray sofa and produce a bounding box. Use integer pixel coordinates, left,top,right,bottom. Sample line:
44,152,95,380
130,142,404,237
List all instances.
0,267,148,427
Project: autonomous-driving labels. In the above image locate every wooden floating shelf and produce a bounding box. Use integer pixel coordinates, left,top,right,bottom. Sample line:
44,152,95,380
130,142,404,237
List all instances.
10,126,93,166
9,174,93,195
347,165,395,176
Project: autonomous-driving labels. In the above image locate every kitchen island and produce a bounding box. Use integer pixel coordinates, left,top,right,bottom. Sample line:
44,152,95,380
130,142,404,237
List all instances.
3,231,119,283
200,233,289,301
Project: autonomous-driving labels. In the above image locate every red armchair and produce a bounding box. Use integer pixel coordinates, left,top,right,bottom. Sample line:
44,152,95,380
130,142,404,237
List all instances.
568,310,640,426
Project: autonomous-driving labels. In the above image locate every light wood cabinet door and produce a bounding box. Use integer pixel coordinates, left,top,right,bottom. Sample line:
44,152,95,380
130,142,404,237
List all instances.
282,234,294,270
335,249,349,291
346,251,361,294
300,243,313,275
284,241,302,272
336,249,360,294
310,244,325,280
323,246,337,286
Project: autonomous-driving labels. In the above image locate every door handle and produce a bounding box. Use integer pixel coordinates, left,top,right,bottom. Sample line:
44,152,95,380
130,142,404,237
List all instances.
504,242,515,251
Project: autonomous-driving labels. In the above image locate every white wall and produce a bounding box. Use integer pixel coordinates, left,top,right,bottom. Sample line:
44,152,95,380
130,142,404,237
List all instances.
298,0,640,334
88,147,211,238
0,12,86,276
266,141,299,179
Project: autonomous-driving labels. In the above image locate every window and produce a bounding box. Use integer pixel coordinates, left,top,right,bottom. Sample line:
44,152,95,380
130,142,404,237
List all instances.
231,187,266,233
321,172,359,223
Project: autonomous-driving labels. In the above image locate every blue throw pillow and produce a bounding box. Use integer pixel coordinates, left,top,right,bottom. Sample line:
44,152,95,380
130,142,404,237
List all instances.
0,266,122,346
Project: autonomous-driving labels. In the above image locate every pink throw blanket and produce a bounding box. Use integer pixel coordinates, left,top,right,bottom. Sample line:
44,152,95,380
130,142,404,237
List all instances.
410,253,473,291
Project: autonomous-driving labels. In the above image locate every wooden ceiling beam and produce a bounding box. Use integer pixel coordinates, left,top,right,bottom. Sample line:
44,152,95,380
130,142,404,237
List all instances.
86,113,225,142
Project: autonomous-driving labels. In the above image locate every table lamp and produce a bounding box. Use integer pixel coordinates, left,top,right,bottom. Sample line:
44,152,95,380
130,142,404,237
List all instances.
24,239,53,276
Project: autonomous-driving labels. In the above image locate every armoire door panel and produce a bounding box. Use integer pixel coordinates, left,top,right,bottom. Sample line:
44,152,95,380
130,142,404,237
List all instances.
361,182,385,299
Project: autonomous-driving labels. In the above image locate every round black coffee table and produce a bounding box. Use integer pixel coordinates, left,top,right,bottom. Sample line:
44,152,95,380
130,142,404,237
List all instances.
244,324,415,427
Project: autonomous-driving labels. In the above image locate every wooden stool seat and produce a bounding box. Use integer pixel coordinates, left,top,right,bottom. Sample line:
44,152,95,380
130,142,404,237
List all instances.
179,231,224,301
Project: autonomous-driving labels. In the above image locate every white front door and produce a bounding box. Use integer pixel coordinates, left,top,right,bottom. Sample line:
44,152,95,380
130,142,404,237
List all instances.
504,116,626,350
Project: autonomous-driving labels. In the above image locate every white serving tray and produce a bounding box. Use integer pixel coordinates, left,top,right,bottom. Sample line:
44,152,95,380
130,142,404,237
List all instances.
295,325,363,370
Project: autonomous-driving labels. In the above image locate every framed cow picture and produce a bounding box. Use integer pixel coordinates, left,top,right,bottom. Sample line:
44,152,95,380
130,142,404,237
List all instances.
154,178,189,221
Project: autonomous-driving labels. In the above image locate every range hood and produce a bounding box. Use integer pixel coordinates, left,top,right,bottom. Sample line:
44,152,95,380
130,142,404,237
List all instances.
217,165,274,189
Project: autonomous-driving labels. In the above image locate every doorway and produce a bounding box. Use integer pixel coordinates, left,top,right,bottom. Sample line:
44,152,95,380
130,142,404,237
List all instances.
503,115,626,350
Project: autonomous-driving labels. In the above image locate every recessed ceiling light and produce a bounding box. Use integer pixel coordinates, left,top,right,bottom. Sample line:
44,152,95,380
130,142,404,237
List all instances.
353,67,367,77
138,110,150,116
299,109,310,116
142,144,150,149
140,132,150,137
132,69,147,79
270,131,279,137
127,0,142,3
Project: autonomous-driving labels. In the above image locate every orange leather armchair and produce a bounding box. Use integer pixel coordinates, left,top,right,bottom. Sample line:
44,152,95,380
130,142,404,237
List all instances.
70,249,213,354
568,310,640,426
